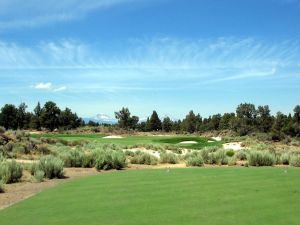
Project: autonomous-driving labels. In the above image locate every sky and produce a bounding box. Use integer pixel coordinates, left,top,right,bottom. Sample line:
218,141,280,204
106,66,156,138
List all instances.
0,0,300,120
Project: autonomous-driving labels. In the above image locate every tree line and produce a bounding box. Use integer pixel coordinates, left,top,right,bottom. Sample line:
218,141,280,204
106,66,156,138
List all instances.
114,103,300,139
0,101,82,131
0,102,299,139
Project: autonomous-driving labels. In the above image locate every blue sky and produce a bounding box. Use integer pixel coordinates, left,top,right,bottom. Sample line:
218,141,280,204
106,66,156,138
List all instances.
0,0,300,119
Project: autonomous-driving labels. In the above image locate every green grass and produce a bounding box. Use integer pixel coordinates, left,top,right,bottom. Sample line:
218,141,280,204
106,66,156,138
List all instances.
31,133,222,149
0,168,299,225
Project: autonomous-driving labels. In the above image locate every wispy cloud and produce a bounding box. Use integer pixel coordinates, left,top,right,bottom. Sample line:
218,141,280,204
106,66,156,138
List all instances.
33,82,66,92
0,0,145,30
1,37,300,92
34,82,52,90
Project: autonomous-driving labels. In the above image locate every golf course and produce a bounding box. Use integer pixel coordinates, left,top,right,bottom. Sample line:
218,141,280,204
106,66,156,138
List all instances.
0,168,299,225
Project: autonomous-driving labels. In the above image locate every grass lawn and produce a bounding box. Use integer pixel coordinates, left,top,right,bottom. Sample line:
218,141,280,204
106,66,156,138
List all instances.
31,133,222,149
0,168,299,225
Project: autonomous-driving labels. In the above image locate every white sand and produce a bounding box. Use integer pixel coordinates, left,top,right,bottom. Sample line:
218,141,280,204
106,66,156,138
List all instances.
208,140,215,143
212,136,222,141
179,141,198,144
103,135,123,139
223,142,243,151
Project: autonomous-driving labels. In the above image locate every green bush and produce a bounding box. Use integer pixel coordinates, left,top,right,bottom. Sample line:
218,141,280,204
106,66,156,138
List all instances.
235,150,248,160
248,151,276,166
0,180,4,193
94,150,126,171
34,170,45,182
280,153,291,165
226,150,235,157
186,152,204,167
38,155,64,179
131,152,158,165
160,152,179,164
82,153,95,168
0,160,23,184
289,155,300,167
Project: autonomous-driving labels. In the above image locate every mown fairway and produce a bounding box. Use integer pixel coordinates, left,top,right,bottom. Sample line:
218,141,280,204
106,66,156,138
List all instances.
31,134,221,149
1,168,300,225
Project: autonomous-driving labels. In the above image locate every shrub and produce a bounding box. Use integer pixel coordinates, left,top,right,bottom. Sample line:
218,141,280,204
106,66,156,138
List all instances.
38,155,64,179
94,150,126,171
228,157,237,166
235,150,248,160
0,180,4,193
82,153,95,168
0,160,23,184
290,155,300,167
34,170,45,182
280,153,291,165
226,150,235,157
131,152,158,165
214,150,229,165
36,144,51,154
248,151,276,166
160,152,179,164
186,152,204,167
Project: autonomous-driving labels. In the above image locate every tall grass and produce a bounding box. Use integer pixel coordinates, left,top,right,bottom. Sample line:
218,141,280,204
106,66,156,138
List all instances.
160,152,179,164
186,152,204,167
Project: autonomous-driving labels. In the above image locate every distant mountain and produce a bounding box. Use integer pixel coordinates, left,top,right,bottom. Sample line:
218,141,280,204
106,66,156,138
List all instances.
83,114,117,125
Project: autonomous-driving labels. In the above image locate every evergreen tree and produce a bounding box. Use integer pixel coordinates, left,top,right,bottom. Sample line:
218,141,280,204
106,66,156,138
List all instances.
162,117,173,132
148,111,162,131
40,101,61,131
0,104,18,129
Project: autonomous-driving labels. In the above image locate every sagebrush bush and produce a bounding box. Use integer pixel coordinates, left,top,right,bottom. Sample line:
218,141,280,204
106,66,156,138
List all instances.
235,150,248,160
82,152,95,168
248,151,276,166
280,153,291,165
34,170,45,182
36,144,51,154
228,157,237,166
186,152,204,167
0,180,4,193
289,154,300,167
94,150,126,171
38,155,64,179
130,152,158,165
0,160,23,184
160,152,179,164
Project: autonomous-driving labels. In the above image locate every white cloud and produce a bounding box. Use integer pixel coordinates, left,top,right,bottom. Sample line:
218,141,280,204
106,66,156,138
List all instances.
0,0,146,30
53,86,67,92
34,82,52,90
33,82,66,92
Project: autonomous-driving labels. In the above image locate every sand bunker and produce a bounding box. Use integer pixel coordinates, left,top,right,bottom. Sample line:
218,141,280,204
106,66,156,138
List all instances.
103,135,123,139
179,141,198,144
223,142,243,151
212,136,222,141
208,140,215,143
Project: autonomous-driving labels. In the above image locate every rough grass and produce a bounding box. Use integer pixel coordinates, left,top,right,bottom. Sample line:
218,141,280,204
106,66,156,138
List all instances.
0,168,300,225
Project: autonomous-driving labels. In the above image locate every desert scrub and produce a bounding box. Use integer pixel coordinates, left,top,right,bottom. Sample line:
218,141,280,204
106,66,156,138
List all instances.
94,150,126,171
160,152,179,164
0,160,23,184
130,152,158,165
0,180,4,193
248,151,276,166
186,152,204,167
235,150,248,160
289,154,300,167
34,170,45,182
38,155,64,179
58,148,84,167
280,152,291,165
